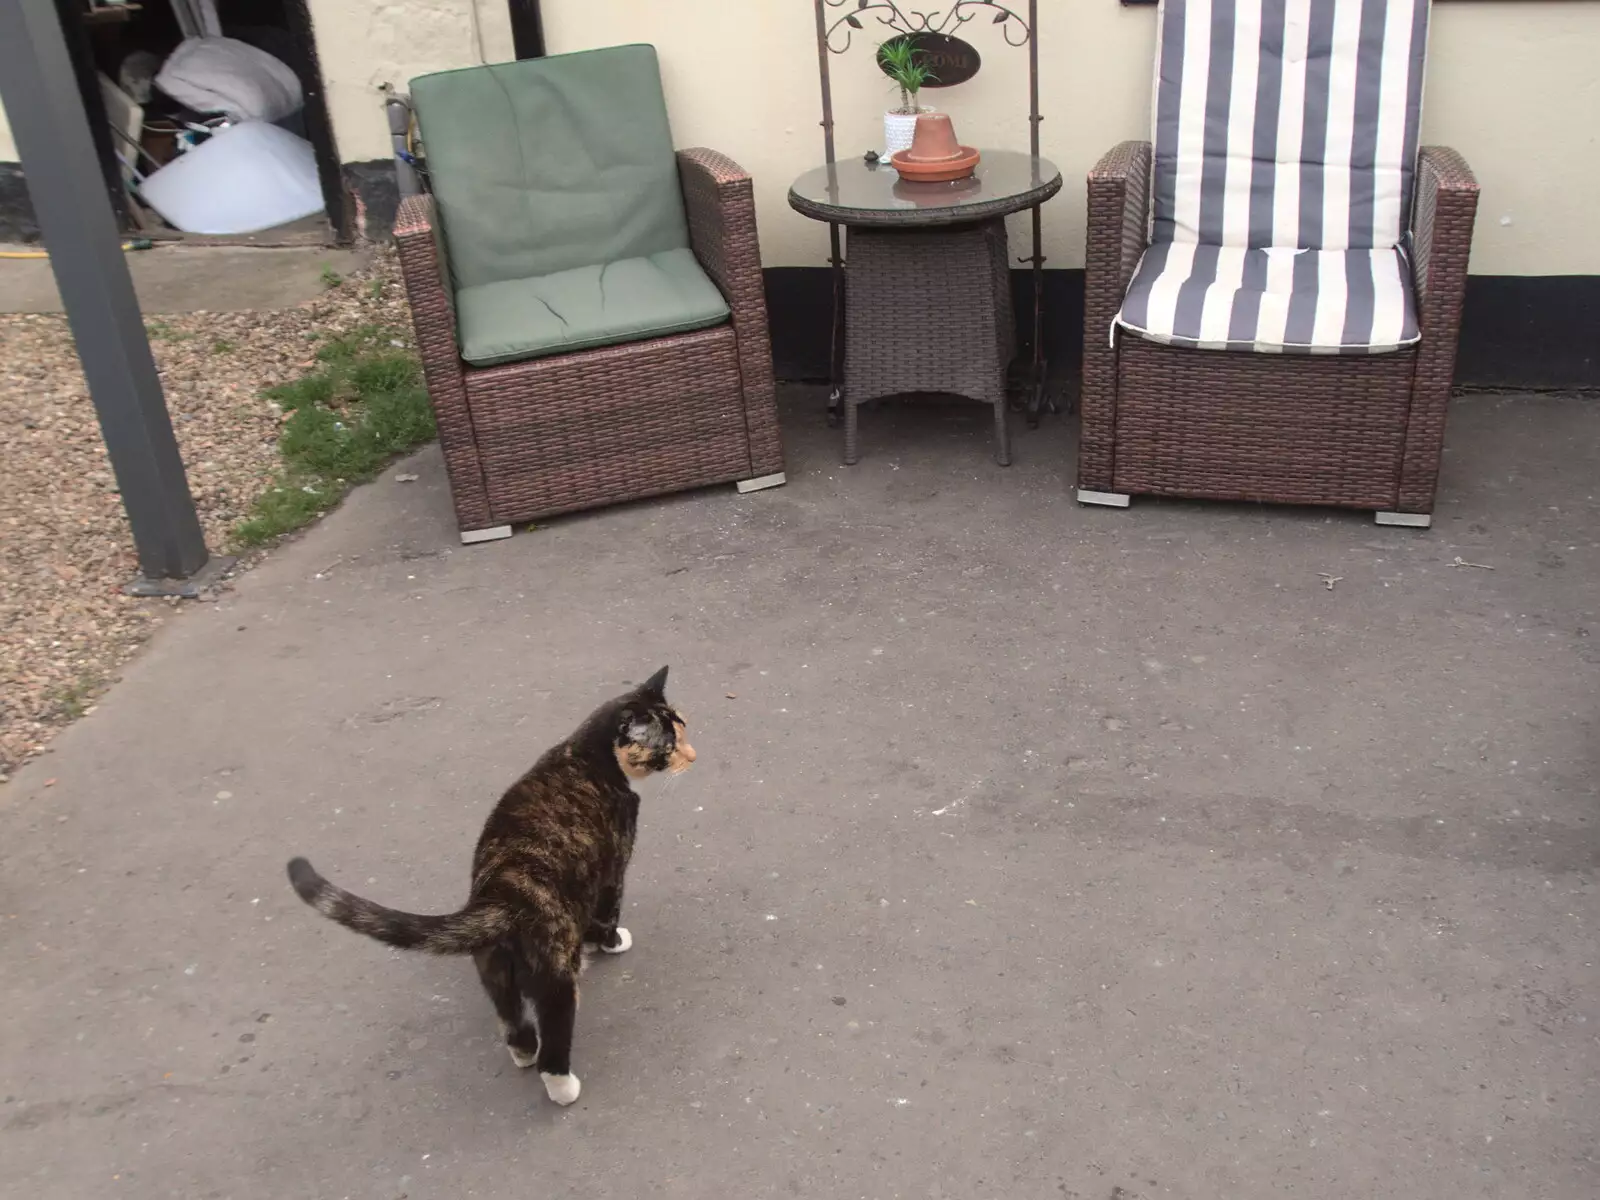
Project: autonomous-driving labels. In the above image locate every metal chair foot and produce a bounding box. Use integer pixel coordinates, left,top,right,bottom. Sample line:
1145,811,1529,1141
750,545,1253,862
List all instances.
1076,489,1131,508
1375,511,1432,528
460,524,513,545
736,472,787,494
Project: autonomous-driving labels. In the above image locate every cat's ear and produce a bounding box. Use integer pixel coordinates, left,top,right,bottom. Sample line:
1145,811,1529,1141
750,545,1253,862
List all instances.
641,665,669,698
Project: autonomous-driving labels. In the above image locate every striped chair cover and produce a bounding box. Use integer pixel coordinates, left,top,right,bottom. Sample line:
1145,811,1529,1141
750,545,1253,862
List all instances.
1115,0,1431,354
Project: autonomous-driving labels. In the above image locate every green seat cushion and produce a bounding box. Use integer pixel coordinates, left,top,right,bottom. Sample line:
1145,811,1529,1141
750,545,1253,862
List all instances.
455,248,730,367
410,45,690,293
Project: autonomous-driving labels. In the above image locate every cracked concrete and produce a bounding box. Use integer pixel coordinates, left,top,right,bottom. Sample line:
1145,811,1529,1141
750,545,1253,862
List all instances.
0,388,1595,1198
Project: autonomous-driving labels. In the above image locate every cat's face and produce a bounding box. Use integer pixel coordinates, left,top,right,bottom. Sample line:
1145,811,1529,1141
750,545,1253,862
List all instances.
614,666,697,780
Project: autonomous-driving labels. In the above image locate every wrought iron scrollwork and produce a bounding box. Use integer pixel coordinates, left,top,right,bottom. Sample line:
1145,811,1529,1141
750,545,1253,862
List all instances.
823,0,1032,53
809,0,1054,425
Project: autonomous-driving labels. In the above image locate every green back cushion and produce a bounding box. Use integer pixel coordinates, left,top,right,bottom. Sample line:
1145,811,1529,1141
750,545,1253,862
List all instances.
410,45,689,291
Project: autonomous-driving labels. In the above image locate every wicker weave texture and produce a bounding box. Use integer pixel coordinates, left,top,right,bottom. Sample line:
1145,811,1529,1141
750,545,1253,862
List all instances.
395,194,493,531
393,150,785,535
842,220,1014,466
1399,146,1480,513
1080,141,1152,493
1114,337,1415,508
678,148,785,479
466,327,751,520
1077,140,1479,516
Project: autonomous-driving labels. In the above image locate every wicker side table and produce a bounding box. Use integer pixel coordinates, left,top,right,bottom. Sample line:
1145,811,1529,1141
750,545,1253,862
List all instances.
789,150,1062,466
843,222,1015,464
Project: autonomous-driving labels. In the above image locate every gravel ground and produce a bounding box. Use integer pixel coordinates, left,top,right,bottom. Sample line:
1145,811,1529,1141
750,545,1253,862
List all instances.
0,249,412,778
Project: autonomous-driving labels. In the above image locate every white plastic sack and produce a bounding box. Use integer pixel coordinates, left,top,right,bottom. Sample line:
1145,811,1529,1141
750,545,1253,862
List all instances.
139,122,324,235
155,37,302,123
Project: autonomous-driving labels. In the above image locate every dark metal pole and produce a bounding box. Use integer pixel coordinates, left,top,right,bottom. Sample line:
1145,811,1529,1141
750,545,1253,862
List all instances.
0,0,221,590
508,0,546,60
1024,0,1056,424
814,0,845,426
813,0,836,165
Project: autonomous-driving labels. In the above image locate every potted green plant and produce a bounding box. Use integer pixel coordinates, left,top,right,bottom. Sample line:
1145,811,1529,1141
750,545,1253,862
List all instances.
877,36,937,158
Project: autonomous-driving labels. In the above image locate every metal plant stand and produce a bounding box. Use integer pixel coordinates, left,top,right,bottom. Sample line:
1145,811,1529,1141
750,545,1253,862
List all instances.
810,0,1057,431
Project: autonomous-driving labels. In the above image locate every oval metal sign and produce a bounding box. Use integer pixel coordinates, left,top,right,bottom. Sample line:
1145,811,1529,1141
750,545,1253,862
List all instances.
877,33,981,89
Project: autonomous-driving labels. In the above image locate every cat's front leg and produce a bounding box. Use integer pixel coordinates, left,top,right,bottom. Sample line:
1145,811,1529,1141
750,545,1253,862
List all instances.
584,884,632,954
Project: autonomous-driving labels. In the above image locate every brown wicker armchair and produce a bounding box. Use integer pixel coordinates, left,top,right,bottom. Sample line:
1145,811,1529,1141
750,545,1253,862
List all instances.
1079,2,1479,528
394,50,785,544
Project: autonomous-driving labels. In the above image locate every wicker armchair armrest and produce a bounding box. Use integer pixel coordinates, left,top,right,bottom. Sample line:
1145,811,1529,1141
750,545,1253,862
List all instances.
394,194,462,360
392,193,492,530
1397,146,1480,516
1088,141,1153,308
676,147,783,476
1079,141,1152,491
1411,146,1479,327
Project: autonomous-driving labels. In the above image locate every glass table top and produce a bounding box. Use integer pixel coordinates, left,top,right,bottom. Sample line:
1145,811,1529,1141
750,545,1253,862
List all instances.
788,149,1062,226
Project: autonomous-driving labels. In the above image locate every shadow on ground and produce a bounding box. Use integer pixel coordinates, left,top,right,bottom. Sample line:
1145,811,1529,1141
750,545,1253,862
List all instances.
1,387,1596,1198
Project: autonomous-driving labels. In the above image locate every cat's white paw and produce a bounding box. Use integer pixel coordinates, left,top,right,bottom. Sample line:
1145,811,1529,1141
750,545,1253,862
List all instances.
499,1015,537,1068
541,1072,581,1105
603,927,633,954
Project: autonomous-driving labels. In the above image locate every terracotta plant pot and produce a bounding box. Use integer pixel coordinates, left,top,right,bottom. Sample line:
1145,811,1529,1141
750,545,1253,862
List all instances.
905,112,962,162
891,112,980,182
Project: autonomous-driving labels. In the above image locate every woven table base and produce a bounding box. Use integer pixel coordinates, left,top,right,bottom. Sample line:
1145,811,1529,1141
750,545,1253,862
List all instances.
842,220,1016,466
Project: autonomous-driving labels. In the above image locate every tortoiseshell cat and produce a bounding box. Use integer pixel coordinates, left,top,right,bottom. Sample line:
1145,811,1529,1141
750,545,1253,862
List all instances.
287,666,693,1105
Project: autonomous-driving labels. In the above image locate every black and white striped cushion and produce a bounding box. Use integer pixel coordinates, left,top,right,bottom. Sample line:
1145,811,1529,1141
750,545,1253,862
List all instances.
1118,244,1419,353
1116,0,1431,354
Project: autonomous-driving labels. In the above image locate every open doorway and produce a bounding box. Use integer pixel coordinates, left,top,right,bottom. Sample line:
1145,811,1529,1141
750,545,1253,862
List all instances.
66,0,347,243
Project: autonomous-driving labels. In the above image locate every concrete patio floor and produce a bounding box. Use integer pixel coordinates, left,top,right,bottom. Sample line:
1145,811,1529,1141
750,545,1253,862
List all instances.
2,387,1596,1199
0,243,368,314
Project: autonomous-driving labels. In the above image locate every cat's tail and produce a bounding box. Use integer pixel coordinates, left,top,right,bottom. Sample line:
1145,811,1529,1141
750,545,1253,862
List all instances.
286,857,511,954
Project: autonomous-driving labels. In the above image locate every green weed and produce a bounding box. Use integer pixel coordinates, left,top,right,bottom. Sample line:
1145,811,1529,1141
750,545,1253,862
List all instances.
50,674,102,721
231,326,433,548
145,319,192,342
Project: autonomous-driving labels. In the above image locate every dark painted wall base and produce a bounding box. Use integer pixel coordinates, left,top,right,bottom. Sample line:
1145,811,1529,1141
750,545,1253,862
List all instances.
764,266,1089,386
342,160,400,244
4,155,1595,390
0,157,398,246
765,266,1600,392
1,157,377,246
0,163,40,243
1456,276,1599,390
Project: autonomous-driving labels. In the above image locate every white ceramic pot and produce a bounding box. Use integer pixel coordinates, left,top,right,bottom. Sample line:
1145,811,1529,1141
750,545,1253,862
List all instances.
883,108,929,158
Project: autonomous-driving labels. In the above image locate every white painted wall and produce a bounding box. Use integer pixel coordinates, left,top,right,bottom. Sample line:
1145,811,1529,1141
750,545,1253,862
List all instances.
299,0,515,155
533,0,1600,275
3,1,1596,275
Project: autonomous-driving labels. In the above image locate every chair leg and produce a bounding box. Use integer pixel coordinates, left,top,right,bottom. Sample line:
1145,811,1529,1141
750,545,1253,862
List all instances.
1375,511,1432,528
736,472,787,494
992,399,1011,467
460,524,514,545
843,399,860,466
1077,490,1131,508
